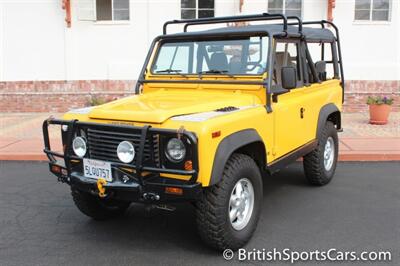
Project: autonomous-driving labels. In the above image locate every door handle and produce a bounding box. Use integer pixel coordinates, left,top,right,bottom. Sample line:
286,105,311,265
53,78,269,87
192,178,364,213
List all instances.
300,107,305,119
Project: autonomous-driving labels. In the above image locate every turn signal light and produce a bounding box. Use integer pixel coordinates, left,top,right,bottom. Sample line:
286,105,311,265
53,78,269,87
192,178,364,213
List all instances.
184,160,193,171
51,165,61,173
165,187,183,195
212,131,221,138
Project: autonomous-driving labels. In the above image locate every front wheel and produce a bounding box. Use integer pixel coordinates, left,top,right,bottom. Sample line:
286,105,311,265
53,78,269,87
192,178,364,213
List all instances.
196,154,263,251
303,121,339,186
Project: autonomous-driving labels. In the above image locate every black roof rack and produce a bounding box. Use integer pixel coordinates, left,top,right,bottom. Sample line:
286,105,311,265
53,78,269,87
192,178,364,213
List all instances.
162,13,341,43
163,13,288,35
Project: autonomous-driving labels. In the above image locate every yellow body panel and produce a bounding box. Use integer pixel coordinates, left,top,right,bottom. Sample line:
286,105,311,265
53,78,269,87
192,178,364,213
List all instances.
272,79,342,158
63,76,342,186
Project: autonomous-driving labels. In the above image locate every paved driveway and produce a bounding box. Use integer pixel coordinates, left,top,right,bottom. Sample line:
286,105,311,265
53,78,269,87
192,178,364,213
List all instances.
0,161,399,265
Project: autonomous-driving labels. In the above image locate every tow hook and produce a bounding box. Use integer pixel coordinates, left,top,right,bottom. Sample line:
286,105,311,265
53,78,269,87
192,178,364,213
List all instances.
143,192,160,201
97,178,107,198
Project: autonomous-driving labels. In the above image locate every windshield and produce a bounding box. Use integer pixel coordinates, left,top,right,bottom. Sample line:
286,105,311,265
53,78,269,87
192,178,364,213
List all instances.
151,36,269,76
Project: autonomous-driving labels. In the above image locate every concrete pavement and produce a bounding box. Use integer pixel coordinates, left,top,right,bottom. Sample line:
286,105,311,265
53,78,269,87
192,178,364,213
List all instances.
0,112,399,161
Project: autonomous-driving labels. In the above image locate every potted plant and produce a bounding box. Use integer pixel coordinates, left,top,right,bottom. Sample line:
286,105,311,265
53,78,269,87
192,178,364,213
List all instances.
366,96,394,125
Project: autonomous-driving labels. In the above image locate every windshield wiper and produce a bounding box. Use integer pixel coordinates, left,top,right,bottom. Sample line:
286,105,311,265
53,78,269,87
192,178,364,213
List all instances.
198,70,234,78
155,69,187,78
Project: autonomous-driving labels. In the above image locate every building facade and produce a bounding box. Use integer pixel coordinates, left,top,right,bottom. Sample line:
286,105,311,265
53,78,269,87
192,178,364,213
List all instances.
0,0,399,112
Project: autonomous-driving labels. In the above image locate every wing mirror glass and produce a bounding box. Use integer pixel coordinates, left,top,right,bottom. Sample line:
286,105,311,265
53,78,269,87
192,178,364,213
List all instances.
281,66,297,90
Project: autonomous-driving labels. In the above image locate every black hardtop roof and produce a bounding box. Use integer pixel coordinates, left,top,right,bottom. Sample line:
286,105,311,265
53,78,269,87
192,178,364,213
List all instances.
165,23,336,43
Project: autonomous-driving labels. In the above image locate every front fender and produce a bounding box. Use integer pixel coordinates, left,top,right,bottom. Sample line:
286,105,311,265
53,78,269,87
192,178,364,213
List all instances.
208,129,264,186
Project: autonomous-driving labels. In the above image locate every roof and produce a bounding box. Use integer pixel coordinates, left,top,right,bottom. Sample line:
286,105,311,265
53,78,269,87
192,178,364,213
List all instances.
166,23,336,43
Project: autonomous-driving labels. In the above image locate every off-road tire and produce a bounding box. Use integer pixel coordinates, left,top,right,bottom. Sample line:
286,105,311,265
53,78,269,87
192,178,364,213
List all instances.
303,121,338,186
196,153,263,251
71,188,130,220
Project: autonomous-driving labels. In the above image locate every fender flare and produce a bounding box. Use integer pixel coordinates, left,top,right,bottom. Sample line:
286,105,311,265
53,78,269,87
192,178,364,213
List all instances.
316,103,341,138
209,129,265,186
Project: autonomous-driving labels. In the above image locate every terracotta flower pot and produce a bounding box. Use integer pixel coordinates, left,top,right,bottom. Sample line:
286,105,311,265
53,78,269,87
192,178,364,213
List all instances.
369,104,391,125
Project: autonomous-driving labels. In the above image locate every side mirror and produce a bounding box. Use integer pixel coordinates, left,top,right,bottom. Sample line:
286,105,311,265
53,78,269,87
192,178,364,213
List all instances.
281,66,297,90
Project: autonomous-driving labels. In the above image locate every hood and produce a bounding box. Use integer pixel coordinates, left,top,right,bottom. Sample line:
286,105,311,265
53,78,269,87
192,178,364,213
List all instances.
88,89,259,123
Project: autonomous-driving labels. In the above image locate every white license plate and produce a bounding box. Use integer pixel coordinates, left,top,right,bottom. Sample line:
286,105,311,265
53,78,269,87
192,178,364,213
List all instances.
83,158,112,182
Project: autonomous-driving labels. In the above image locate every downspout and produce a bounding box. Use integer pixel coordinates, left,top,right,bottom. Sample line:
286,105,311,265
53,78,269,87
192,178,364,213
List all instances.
327,0,335,22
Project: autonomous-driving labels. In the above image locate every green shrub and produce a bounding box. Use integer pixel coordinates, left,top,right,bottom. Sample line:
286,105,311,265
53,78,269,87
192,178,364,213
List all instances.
366,96,394,105
87,95,110,106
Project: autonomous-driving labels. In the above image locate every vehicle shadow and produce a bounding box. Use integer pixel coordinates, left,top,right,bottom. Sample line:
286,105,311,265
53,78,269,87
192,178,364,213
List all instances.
74,162,309,255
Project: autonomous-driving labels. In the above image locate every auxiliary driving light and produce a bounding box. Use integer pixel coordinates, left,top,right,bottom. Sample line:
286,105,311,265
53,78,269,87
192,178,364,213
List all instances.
165,138,186,162
72,136,87,157
117,141,135,163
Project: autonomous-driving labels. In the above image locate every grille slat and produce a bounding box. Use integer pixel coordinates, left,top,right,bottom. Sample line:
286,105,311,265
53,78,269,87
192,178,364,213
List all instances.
86,128,159,166
88,132,151,143
87,129,142,138
87,142,118,150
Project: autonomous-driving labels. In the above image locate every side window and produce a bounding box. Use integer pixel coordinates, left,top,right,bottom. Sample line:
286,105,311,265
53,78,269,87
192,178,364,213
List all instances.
268,0,302,17
355,0,391,21
273,42,301,87
152,45,190,73
77,0,130,21
307,42,338,82
96,0,130,21
181,0,215,19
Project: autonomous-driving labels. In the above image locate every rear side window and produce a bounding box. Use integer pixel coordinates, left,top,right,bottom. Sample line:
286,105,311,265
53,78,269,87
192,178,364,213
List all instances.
306,42,339,82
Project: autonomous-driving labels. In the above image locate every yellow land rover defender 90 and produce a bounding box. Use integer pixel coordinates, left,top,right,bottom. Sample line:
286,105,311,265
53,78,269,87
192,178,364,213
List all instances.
43,14,344,250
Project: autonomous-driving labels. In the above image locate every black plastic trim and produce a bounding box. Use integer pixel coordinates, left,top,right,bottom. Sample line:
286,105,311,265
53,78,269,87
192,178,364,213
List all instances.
209,129,265,186
316,103,341,138
267,139,317,174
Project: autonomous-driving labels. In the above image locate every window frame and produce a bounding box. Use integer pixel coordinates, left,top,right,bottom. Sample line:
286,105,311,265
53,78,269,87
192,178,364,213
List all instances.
354,0,392,22
181,0,215,20
267,0,303,19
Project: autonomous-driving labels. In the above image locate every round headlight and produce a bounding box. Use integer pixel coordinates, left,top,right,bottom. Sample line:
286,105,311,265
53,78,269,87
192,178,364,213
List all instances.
117,141,135,163
72,136,87,157
165,138,186,162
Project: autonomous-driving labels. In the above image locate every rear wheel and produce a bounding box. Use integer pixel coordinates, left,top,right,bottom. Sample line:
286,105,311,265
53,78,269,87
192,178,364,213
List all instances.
303,121,338,186
71,188,130,220
196,154,263,250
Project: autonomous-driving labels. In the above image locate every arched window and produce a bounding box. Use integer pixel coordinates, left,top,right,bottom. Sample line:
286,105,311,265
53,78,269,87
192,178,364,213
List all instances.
181,0,215,19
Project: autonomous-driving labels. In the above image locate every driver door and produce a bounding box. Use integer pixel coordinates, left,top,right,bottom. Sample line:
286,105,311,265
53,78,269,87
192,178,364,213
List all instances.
272,41,307,159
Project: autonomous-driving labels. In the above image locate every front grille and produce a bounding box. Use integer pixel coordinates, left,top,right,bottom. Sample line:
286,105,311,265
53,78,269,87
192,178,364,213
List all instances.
86,128,159,166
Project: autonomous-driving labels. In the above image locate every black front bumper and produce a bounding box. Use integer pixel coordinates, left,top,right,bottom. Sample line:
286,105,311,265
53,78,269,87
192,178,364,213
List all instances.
43,119,201,203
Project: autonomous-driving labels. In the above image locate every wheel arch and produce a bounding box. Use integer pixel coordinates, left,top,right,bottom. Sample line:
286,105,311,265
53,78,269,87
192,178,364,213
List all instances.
208,129,266,186
316,103,341,138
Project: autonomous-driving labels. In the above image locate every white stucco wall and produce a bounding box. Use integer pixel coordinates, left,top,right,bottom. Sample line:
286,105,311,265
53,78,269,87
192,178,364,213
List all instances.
1,0,66,81
0,0,399,81
333,0,400,80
